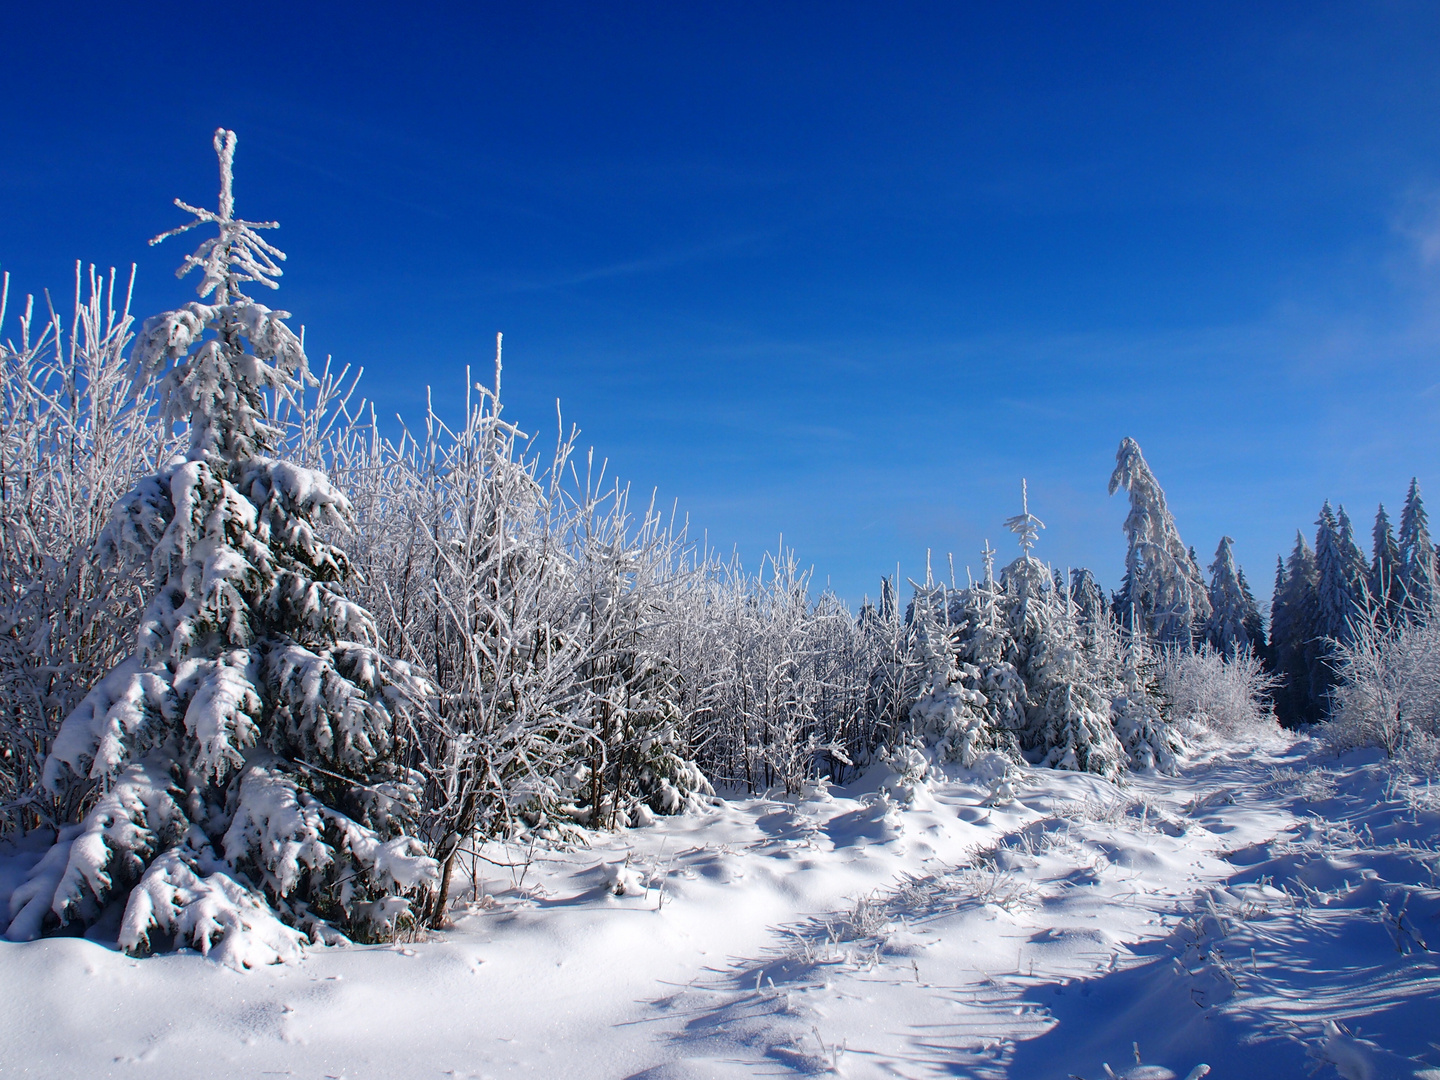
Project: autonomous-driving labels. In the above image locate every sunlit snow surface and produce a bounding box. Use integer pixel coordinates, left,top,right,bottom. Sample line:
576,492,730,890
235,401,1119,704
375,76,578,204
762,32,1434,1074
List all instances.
2,736,1438,1079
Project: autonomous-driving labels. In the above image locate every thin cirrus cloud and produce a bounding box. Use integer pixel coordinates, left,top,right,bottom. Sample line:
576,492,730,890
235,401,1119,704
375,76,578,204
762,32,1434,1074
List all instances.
487,231,776,294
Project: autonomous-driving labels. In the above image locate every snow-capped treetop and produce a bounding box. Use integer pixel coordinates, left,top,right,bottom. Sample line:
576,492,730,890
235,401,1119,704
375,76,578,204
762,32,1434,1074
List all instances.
1003,479,1044,556
980,539,997,588
1107,436,1211,646
150,129,285,305
132,129,309,464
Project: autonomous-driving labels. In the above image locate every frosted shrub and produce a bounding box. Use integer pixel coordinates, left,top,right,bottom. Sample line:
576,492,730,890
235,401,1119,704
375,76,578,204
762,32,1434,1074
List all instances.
1159,645,1277,740
0,266,173,830
1326,618,1440,765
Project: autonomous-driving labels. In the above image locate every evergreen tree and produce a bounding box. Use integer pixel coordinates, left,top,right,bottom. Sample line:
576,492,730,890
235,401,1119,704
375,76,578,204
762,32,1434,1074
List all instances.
905,584,1012,766
1398,478,1438,620
1204,536,1253,658
950,542,1026,749
1236,567,1268,665
999,483,1125,778
1270,531,1322,726
1370,504,1404,629
1109,629,1178,772
1314,502,1364,645
1068,568,1108,631
1108,437,1212,646
1334,505,1371,638
4,132,436,965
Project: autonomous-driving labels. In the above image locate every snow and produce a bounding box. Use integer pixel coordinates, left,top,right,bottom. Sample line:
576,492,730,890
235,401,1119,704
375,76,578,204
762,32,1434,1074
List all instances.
2,734,1436,1078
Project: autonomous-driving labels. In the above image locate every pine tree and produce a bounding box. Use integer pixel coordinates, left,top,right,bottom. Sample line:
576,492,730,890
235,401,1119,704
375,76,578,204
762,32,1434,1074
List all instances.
951,542,1026,748
1068,568,1108,630
999,483,1125,778
1270,531,1322,726
1370,504,1404,629
1109,628,1178,772
1398,478,1438,620
905,584,1011,767
1237,567,1268,666
4,131,436,965
1334,505,1371,639
1204,536,1253,658
1108,437,1212,646
1314,502,1365,645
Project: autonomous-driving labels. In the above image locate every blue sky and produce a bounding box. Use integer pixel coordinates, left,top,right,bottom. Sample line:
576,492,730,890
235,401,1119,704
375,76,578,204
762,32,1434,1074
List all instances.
4,2,1440,606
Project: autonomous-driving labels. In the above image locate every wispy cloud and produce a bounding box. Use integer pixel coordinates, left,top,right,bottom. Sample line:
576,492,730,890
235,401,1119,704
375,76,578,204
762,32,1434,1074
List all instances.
487,232,774,293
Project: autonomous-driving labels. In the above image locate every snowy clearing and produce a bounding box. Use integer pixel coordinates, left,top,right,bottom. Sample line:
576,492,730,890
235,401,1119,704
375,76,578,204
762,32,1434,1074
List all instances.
2,734,1436,1080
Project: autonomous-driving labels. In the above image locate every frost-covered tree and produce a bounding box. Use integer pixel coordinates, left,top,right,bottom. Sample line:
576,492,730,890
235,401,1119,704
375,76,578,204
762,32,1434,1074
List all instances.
1013,572,1124,780
1370,504,1404,630
1236,567,1267,665
1315,502,1366,646
570,480,712,825
1326,617,1440,762
1398,478,1437,620
1159,644,1276,740
1067,568,1108,632
950,542,1026,748
5,131,436,965
904,582,1011,767
1270,531,1322,726
1110,629,1178,772
1333,506,1371,641
1107,437,1211,646
1204,536,1255,658
0,266,174,831
997,483,1125,778
861,572,923,757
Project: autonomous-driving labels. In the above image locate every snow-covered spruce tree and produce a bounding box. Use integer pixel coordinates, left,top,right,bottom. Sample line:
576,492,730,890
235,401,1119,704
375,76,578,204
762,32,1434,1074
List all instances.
1108,437,1211,646
1068,568,1109,634
1335,506,1370,617
1398,478,1438,620
1001,483,1124,778
951,543,1027,750
1270,531,1322,726
1109,626,1178,772
1236,567,1268,666
1066,568,1177,771
5,131,436,964
1314,503,1369,647
904,581,1009,767
1204,536,1254,659
1370,504,1404,630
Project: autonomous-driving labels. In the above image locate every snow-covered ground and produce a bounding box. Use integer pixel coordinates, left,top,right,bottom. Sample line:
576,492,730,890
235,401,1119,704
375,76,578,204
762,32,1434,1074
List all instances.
2,736,1437,1080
